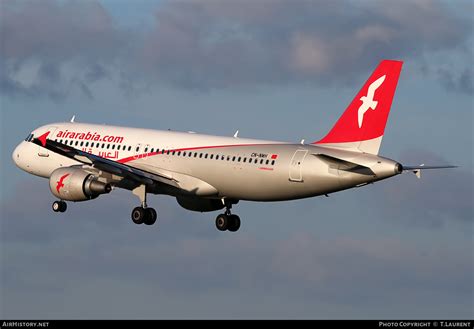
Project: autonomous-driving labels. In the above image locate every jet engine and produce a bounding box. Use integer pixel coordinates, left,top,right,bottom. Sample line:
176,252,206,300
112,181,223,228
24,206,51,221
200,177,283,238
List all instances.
176,196,225,212
49,167,111,201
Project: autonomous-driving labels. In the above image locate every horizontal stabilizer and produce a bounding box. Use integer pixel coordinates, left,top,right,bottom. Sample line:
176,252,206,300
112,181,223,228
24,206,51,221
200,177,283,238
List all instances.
402,164,457,179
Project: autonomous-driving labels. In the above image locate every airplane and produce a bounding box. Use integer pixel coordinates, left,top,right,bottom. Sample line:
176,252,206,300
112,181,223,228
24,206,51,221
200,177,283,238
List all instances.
12,60,455,232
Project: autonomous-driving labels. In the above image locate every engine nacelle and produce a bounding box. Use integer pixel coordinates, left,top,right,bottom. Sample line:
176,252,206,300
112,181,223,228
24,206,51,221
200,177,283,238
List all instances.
176,196,225,212
49,167,111,201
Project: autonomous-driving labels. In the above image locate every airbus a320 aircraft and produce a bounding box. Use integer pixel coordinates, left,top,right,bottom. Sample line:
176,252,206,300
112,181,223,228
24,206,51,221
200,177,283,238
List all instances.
12,60,455,232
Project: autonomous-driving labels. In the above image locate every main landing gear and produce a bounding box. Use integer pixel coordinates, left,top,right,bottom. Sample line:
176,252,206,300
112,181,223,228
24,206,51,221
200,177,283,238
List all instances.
215,201,241,232
131,207,157,225
130,185,157,226
52,200,67,212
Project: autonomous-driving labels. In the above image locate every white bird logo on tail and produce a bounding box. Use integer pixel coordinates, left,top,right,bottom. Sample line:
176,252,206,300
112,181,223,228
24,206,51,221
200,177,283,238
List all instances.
358,75,386,128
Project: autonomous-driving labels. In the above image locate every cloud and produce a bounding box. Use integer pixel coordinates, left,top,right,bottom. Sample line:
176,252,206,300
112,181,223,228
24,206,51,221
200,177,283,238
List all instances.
0,0,123,99
2,183,472,319
139,0,471,89
368,150,473,227
1,0,472,99
438,67,473,95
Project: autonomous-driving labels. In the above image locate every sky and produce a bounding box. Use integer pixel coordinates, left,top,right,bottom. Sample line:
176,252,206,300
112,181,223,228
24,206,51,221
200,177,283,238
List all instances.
0,0,473,319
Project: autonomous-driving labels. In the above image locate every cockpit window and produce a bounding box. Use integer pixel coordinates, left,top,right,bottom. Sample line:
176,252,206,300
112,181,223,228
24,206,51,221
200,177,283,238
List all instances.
25,133,33,142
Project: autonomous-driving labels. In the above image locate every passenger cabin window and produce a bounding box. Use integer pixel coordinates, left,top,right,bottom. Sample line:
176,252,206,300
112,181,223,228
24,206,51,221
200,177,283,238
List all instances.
271,160,275,165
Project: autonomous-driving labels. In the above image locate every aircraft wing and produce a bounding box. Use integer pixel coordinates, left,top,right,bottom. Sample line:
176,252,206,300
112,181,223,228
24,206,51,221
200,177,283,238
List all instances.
31,135,180,188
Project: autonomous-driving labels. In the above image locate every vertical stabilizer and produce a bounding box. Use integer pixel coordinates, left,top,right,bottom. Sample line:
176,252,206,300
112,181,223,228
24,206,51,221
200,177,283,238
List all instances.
314,60,403,154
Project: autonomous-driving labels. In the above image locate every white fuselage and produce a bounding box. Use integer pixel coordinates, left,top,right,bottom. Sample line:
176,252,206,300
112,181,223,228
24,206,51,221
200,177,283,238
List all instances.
13,122,401,202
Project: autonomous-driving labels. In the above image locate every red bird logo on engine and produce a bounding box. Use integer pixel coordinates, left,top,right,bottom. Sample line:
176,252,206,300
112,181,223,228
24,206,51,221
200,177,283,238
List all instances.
56,173,70,193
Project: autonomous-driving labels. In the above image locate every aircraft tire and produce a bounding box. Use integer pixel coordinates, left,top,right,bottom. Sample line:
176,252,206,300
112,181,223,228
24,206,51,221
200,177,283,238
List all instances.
228,215,241,232
53,201,67,213
144,208,157,225
215,214,229,231
131,207,146,224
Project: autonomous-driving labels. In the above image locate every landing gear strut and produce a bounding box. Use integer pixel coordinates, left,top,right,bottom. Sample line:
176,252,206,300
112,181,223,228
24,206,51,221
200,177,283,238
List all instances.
215,201,240,232
52,200,67,213
131,185,157,226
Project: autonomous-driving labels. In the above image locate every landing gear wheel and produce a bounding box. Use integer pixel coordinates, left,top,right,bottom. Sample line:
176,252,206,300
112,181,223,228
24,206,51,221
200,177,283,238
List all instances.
144,208,157,226
228,215,241,232
215,214,230,231
52,201,67,213
131,207,146,224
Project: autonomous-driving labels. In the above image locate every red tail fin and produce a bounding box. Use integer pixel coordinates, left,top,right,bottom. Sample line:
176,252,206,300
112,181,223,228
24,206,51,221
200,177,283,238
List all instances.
314,60,403,154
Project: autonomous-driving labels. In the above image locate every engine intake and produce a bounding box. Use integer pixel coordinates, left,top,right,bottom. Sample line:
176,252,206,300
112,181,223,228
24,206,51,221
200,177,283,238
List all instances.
49,167,111,201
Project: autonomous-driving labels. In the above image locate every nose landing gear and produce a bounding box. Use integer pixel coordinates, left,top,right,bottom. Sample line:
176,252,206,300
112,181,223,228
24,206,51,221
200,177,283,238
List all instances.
52,200,67,213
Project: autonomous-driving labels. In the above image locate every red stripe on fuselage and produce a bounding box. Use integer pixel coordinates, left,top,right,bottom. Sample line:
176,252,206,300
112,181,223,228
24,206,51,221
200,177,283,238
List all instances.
117,143,280,164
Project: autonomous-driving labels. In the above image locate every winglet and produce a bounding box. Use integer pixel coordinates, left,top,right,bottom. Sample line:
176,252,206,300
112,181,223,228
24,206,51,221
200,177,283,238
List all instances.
37,131,50,147
70,115,75,123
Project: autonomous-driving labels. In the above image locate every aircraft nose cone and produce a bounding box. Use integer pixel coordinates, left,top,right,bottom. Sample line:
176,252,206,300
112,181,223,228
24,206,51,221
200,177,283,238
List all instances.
12,144,21,166
12,142,26,170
